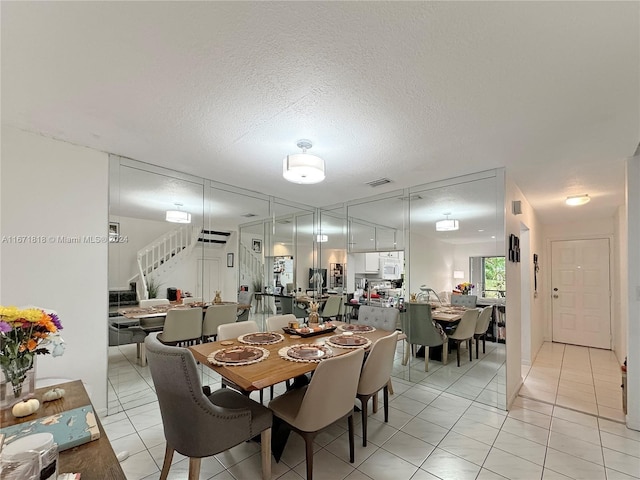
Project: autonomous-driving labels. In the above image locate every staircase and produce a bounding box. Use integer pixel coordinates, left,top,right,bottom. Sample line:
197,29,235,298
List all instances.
133,225,201,301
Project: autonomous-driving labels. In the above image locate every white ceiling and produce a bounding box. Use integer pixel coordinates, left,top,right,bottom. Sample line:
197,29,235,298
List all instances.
2,1,639,226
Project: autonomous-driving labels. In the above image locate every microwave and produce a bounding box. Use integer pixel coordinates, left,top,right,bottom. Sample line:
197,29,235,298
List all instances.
380,259,401,279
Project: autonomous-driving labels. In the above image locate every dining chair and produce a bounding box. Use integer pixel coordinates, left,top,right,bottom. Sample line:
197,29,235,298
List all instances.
181,297,202,305
269,348,365,480
474,306,493,358
319,295,343,322
237,291,253,322
279,296,309,319
157,307,203,346
448,309,480,366
144,333,272,480
202,304,237,342
356,330,398,447
139,298,170,308
450,295,478,308
265,314,296,331
217,320,259,341
401,303,447,371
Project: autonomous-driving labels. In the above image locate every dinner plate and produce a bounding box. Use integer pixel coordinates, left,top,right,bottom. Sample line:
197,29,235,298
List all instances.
214,346,264,363
328,334,369,347
287,344,332,360
239,332,283,344
339,324,375,333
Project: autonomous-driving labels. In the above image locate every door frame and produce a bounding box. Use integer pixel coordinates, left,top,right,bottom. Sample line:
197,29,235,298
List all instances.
545,233,615,345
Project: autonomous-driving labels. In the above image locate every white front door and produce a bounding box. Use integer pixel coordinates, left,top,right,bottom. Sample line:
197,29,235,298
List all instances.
551,238,611,349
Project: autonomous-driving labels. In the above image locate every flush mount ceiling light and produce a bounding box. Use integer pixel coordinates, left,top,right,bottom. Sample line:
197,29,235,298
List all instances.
565,194,590,206
166,203,191,224
435,213,459,232
316,234,328,243
283,140,325,184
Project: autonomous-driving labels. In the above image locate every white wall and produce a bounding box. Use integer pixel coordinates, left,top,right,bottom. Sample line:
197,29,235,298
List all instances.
1,127,109,412
504,173,544,408
408,231,455,297
615,205,628,364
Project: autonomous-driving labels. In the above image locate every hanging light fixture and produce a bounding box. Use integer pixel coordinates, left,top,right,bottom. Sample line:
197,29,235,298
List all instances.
565,194,590,206
166,203,191,224
283,140,325,184
435,213,459,232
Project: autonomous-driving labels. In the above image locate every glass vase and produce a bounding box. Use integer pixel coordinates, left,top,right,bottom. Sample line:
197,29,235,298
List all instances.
0,358,36,409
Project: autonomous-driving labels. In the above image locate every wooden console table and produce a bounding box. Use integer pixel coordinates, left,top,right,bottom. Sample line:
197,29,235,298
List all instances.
1,380,125,479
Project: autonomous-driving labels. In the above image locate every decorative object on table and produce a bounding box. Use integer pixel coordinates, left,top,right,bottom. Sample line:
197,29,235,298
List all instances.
11,398,40,418
207,345,269,366
455,282,474,295
410,293,417,302
278,344,333,363
0,306,64,409
0,404,99,451
282,324,337,338
213,291,222,304
41,388,65,402
326,334,371,349
308,301,320,325
238,332,284,345
338,324,376,333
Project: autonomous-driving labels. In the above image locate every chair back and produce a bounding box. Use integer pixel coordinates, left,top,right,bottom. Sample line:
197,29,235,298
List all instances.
217,320,259,341
294,348,365,432
159,307,203,344
265,314,296,332
402,303,443,347
140,298,170,308
451,295,477,308
475,306,493,335
358,331,399,396
358,305,399,331
203,304,238,337
181,297,202,305
279,296,308,318
449,309,479,341
144,333,253,458
237,291,253,306
320,296,343,319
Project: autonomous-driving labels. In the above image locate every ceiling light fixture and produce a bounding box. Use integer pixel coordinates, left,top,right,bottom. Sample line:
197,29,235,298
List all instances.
283,140,325,184
435,213,459,232
166,203,191,224
316,234,328,243
565,194,590,206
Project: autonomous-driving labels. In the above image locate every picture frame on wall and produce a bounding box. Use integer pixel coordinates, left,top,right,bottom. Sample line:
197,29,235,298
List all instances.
252,239,262,253
109,222,120,242
227,253,234,268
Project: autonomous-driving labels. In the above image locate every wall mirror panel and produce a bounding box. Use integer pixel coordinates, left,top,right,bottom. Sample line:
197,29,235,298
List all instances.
406,170,506,409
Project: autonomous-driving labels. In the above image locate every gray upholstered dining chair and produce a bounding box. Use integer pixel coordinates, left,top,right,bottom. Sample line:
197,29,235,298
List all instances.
356,330,399,447
269,348,365,480
451,295,478,308
401,303,447,371
448,309,479,366
279,296,309,319
474,306,493,358
144,333,272,480
357,305,400,331
202,304,237,342
157,307,203,346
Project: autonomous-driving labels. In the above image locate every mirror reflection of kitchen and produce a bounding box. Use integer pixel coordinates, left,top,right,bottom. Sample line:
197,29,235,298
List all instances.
348,251,404,305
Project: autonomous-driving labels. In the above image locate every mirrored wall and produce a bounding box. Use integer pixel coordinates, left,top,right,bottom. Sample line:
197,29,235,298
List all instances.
108,156,506,413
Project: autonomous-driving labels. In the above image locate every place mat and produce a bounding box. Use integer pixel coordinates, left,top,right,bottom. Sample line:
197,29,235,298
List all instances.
238,331,284,345
326,334,371,349
338,324,376,333
207,346,269,366
278,344,333,363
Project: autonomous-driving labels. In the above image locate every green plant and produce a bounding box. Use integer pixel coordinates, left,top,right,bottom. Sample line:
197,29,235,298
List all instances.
146,277,162,299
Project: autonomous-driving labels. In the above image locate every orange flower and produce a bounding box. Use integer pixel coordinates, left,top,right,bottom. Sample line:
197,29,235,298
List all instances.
26,338,38,351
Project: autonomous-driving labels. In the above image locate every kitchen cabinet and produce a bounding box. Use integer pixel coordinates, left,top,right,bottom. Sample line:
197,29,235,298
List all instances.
364,252,380,272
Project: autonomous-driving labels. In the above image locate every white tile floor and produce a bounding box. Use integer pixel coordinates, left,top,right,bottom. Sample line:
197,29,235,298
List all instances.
103,340,639,480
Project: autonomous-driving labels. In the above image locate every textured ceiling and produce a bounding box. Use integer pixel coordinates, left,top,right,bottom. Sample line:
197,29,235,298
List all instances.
2,1,639,225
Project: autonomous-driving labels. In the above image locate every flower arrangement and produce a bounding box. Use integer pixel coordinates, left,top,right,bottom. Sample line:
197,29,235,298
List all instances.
455,282,475,295
0,306,64,399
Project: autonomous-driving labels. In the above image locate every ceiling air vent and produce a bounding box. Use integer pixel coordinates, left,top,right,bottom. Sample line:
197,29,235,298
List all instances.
241,213,258,218
366,178,392,188
399,194,422,201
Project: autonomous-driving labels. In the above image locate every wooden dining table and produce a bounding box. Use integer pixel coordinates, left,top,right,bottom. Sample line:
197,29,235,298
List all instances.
188,322,394,393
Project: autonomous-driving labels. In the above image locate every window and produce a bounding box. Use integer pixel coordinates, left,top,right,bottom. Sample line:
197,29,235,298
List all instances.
470,256,505,298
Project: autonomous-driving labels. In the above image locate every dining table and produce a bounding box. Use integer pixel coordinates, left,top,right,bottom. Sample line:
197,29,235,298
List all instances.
188,321,393,393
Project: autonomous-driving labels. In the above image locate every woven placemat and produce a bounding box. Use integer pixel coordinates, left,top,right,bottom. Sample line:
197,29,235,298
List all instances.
207,346,269,366
238,332,284,345
278,344,333,363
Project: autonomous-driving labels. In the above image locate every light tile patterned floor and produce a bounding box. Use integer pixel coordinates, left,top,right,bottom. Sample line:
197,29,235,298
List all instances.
103,340,639,480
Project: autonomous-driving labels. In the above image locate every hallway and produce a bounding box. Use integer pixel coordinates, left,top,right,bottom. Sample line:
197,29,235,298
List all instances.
520,342,626,423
